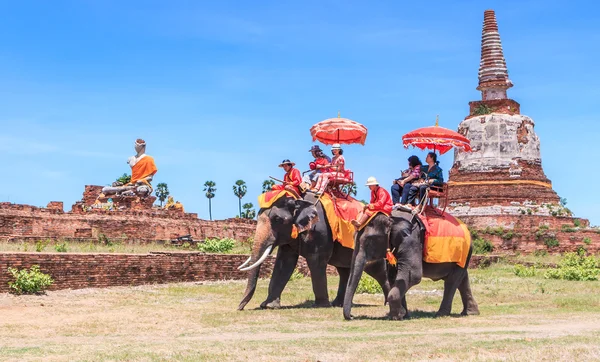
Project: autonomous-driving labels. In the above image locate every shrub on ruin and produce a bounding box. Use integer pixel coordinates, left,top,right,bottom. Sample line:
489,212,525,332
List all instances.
544,238,559,248
8,265,54,295
54,242,68,253
544,251,600,281
473,237,494,254
533,249,548,257
197,237,236,253
356,275,382,294
573,219,581,227
35,239,49,252
583,237,592,245
513,265,536,278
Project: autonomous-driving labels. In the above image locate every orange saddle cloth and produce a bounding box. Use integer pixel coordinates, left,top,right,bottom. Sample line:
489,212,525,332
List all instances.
320,193,363,249
417,207,471,268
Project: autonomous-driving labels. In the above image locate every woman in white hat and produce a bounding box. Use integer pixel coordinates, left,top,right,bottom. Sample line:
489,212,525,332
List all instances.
313,143,346,195
272,159,302,195
351,176,393,228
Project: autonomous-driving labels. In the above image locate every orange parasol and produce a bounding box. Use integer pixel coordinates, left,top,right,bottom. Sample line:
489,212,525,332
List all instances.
402,115,471,155
310,113,368,145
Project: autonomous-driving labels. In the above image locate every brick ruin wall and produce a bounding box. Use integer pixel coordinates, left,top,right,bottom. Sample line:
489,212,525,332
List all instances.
0,202,255,243
0,252,491,293
461,214,600,254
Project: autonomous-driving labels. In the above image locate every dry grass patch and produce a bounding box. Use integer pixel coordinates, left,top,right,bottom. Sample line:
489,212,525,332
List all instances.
1,264,600,361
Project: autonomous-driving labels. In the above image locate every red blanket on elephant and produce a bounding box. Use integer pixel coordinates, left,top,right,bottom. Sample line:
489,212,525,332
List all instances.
417,207,471,268
258,190,299,209
319,194,364,249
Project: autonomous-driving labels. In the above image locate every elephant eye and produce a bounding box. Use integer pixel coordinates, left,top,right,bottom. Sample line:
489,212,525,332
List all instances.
272,216,289,225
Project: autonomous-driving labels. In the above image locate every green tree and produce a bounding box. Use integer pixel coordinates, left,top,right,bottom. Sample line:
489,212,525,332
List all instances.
242,203,256,219
341,181,357,196
203,180,216,221
154,183,169,206
262,179,275,193
232,180,247,217
116,173,131,184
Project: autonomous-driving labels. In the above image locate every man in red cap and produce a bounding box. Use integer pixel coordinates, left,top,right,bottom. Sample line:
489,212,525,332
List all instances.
272,159,302,195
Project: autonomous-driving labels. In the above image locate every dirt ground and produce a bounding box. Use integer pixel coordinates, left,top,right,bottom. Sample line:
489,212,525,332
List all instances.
1,264,600,361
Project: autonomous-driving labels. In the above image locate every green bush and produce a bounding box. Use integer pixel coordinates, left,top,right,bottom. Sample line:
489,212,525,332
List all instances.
533,249,548,257
561,225,577,233
198,237,236,253
583,237,592,245
8,265,54,295
54,242,68,253
544,251,600,281
514,265,536,277
356,275,383,294
545,238,559,248
573,219,581,227
35,239,49,252
473,237,494,254
289,269,305,281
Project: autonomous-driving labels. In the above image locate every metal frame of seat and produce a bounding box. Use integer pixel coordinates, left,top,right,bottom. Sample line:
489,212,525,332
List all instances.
427,182,448,215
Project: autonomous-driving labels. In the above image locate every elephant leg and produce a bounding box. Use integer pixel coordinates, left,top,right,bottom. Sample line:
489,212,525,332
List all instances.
458,270,480,316
436,268,466,317
260,244,299,309
332,267,350,307
305,254,331,307
364,259,390,306
343,246,367,320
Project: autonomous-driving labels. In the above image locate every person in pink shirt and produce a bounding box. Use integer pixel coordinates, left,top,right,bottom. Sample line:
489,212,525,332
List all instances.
313,144,346,195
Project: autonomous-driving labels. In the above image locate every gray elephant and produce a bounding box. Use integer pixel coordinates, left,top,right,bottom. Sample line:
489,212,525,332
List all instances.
343,210,480,320
238,193,390,310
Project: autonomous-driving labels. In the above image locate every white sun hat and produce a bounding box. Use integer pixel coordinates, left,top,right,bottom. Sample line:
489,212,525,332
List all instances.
331,143,342,150
365,176,379,186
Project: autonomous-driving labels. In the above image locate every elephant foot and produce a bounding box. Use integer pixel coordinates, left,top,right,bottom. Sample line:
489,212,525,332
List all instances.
461,308,480,316
388,313,404,321
260,298,281,309
313,300,332,308
435,310,451,318
331,297,343,307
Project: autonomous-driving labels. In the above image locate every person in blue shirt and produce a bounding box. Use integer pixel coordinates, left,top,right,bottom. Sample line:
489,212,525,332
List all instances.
407,152,444,204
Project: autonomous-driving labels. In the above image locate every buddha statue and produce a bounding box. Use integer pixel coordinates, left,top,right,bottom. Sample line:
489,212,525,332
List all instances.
102,139,158,198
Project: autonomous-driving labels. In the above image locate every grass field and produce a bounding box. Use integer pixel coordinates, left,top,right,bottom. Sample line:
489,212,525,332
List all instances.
1,263,600,361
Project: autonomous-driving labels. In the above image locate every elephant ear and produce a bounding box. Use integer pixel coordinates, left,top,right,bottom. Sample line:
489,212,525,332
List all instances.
293,200,319,233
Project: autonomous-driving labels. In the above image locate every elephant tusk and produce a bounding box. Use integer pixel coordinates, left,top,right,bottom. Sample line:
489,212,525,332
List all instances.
237,256,252,270
239,245,273,272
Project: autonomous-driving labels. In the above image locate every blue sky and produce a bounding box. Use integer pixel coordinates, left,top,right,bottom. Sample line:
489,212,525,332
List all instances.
1,0,598,225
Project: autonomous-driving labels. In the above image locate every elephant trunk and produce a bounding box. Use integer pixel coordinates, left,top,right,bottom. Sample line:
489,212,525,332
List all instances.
238,212,275,311
343,242,367,320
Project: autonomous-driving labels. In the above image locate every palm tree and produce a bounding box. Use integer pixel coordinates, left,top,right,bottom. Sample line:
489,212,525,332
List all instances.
154,182,169,206
242,202,256,219
341,182,357,196
203,181,216,221
262,179,275,193
232,180,247,217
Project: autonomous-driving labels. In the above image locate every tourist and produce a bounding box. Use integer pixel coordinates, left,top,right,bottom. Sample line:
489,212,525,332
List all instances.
391,155,422,206
313,143,346,195
351,177,393,228
304,145,332,187
409,152,444,204
272,159,302,195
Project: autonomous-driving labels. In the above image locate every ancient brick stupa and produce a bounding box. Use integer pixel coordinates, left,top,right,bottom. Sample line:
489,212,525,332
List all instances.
446,10,599,253
448,9,561,213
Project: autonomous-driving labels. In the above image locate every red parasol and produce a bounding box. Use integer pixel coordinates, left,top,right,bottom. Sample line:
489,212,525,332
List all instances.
402,116,471,155
310,113,368,145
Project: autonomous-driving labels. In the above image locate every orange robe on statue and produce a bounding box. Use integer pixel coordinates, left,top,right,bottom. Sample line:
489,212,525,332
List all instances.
366,186,393,216
130,156,158,184
272,168,302,194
